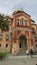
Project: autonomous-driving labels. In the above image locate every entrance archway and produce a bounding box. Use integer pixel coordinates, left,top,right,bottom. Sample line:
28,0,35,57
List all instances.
19,35,27,50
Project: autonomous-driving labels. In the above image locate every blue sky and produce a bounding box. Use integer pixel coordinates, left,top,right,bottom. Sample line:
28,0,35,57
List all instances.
0,0,37,24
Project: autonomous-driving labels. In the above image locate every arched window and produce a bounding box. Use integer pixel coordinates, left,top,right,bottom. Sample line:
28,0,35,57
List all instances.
21,18,24,26
0,44,1,47
6,44,8,48
36,44,37,48
0,33,3,40
25,20,29,26
32,28,35,34
17,19,20,26
6,35,9,41
35,35,37,40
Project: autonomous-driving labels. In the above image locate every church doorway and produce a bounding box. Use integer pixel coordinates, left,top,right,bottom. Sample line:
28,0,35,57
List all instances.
19,35,27,51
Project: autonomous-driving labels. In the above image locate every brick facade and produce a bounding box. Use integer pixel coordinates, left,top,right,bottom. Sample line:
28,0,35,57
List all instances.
0,10,37,54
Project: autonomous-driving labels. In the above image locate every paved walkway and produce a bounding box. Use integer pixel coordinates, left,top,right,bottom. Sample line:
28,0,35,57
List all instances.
9,55,37,59
0,56,37,65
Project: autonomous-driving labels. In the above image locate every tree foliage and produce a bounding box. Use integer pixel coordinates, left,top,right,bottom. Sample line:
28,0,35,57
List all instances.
0,14,9,32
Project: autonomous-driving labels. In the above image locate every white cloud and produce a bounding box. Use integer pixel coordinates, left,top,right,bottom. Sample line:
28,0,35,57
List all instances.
0,0,37,23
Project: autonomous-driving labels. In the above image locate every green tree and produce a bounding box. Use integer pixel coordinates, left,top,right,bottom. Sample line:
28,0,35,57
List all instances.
0,14,9,32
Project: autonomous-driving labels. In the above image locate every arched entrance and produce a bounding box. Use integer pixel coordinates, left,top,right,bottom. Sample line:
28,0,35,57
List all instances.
19,35,27,51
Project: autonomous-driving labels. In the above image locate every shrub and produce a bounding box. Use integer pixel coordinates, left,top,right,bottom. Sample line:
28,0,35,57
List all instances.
0,53,6,59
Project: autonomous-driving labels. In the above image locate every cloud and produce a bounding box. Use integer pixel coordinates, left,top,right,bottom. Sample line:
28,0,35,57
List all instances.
0,0,37,23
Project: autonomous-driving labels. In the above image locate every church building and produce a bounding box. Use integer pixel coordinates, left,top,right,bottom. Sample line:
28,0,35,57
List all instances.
0,10,37,55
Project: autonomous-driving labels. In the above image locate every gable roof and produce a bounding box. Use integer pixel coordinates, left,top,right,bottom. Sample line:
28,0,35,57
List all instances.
12,10,31,17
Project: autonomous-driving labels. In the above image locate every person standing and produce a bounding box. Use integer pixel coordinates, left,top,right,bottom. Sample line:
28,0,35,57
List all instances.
30,49,33,58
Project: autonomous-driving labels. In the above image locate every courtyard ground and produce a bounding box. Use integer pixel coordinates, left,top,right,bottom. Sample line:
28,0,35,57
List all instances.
0,55,37,65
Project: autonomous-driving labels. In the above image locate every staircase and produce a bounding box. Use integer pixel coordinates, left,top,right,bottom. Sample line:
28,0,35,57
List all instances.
17,48,26,56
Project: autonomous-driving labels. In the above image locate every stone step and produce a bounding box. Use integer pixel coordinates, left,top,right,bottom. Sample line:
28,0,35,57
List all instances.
17,50,26,56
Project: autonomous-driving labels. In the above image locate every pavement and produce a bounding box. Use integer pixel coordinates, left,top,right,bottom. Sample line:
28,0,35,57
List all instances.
0,55,37,65
8,55,37,59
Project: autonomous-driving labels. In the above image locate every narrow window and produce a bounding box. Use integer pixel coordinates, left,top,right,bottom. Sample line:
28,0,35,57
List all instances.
0,33,2,40
6,35,9,41
6,44,8,47
17,19,20,26
21,18,24,26
32,28,35,34
25,20,29,26
36,44,37,48
0,44,1,47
